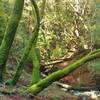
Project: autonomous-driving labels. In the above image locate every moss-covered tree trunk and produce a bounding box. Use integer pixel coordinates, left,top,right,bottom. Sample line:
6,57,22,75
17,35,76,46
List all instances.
30,47,40,84
23,49,100,95
6,0,40,85
30,0,46,84
0,0,24,83
0,0,5,44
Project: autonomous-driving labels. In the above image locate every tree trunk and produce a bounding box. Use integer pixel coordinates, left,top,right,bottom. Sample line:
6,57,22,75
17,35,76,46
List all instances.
0,0,6,44
31,47,41,84
6,0,40,85
23,49,100,95
30,0,46,84
0,0,24,83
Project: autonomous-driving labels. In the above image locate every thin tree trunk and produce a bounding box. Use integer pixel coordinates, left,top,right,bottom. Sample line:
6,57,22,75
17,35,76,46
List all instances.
30,0,46,84
31,47,40,84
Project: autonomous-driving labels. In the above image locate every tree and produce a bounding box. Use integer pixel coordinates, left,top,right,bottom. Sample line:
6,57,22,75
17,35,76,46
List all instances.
23,49,100,95
0,0,24,83
6,0,40,85
0,0,5,44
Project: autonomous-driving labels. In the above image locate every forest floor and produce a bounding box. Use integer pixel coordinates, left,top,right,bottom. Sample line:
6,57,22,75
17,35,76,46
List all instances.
0,51,100,100
0,76,100,100
0,69,99,100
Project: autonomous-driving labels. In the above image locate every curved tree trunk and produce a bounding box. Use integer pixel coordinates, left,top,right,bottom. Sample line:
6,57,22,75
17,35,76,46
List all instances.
30,0,46,84
0,0,24,83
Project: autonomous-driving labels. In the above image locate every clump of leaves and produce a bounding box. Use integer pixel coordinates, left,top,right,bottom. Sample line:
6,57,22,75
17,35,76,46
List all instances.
88,60,100,74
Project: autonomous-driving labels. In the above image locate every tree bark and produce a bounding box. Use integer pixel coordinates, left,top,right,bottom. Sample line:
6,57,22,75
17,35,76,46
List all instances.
31,48,41,84
23,49,100,95
31,0,46,84
0,0,5,45
6,0,40,85
0,0,24,83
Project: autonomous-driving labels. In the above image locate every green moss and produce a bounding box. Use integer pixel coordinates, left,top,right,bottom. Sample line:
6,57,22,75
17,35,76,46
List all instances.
23,49,100,95
6,0,40,85
30,47,41,84
0,0,24,82
0,0,5,44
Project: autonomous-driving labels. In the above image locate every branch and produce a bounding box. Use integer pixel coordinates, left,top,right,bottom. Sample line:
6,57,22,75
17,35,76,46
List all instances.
41,49,90,66
55,82,100,92
23,49,100,95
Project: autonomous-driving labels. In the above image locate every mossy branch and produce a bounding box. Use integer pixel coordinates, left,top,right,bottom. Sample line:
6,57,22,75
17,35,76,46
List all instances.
23,49,100,95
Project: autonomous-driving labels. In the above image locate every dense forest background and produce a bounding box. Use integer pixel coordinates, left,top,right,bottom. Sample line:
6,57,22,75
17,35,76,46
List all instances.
0,0,100,99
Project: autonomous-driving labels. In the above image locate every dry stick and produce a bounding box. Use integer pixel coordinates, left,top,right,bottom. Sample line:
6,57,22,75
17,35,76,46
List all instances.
54,82,100,92
41,49,89,67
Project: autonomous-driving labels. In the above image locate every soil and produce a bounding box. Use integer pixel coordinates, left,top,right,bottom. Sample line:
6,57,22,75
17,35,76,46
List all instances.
0,54,100,100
